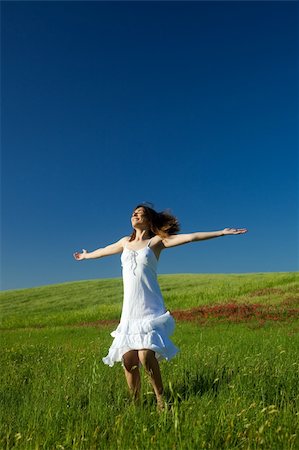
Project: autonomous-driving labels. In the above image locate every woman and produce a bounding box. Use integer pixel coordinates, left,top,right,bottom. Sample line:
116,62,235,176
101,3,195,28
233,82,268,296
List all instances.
74,204,247,409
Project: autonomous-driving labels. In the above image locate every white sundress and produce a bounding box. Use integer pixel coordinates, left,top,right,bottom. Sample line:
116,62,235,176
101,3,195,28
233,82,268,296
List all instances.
102,240,179,367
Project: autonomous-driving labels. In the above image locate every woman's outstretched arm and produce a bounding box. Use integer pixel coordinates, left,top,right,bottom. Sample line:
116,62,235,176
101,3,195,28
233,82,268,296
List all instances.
73,236,128,260
161,228,247,248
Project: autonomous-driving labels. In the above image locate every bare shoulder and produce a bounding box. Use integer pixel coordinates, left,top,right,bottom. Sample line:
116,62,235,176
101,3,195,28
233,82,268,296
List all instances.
106,236,130,251
148,235,164,260
119,236,130,247
150,235,164,248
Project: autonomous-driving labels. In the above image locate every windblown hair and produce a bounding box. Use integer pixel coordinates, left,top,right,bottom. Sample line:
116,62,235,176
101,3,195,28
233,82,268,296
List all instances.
129,204,180,241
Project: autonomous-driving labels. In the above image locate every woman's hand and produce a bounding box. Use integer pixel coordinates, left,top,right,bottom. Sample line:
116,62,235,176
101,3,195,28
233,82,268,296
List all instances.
222,228,248,235
73,249,88,260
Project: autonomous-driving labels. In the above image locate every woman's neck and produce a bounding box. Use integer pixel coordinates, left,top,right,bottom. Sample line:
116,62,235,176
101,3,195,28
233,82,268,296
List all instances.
134,229,151,241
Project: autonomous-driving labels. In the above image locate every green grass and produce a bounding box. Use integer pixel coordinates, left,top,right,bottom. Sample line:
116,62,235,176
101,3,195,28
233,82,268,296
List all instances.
1,272,298,329
1,272,299,449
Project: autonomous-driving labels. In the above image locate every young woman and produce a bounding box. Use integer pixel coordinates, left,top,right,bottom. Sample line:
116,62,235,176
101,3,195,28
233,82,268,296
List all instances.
74,204,247,409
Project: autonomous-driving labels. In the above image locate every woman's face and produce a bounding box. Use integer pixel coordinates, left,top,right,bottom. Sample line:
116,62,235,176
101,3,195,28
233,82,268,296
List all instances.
131,207,149,229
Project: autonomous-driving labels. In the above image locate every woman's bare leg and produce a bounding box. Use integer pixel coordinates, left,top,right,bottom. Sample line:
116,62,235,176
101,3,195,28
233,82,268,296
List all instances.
138,349,164,409
123,350,141,400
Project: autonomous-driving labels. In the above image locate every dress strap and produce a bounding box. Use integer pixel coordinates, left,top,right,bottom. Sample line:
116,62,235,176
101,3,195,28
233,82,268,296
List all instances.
147,239,152,248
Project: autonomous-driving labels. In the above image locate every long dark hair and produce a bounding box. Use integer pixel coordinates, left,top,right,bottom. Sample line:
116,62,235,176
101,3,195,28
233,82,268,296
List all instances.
129,204,180,241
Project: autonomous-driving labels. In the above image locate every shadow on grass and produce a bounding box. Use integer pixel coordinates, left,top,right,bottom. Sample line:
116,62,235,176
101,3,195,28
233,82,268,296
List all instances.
165,366,236,402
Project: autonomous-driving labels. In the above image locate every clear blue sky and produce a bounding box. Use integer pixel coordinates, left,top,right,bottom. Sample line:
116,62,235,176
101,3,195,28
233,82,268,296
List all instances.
2,1,298,291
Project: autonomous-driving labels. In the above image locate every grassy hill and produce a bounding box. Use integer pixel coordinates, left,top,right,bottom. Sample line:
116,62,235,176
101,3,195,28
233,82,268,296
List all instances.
1,272,299,449
1,272,298,329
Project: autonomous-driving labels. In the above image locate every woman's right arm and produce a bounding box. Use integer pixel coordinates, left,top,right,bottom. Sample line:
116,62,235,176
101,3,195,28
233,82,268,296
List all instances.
73,236,128,261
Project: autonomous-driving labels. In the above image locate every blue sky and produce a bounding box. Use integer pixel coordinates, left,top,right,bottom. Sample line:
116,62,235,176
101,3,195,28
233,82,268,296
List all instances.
2,1,298,290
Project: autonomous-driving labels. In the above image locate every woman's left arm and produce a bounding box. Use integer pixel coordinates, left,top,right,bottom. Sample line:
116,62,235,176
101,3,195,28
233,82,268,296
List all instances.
161,228,247,248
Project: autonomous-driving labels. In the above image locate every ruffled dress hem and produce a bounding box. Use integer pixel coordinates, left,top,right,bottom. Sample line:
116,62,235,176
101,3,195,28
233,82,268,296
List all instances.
102,311,179,367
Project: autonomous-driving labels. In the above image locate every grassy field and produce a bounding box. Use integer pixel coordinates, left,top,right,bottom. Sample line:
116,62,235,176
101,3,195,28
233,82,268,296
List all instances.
1,272,299,449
